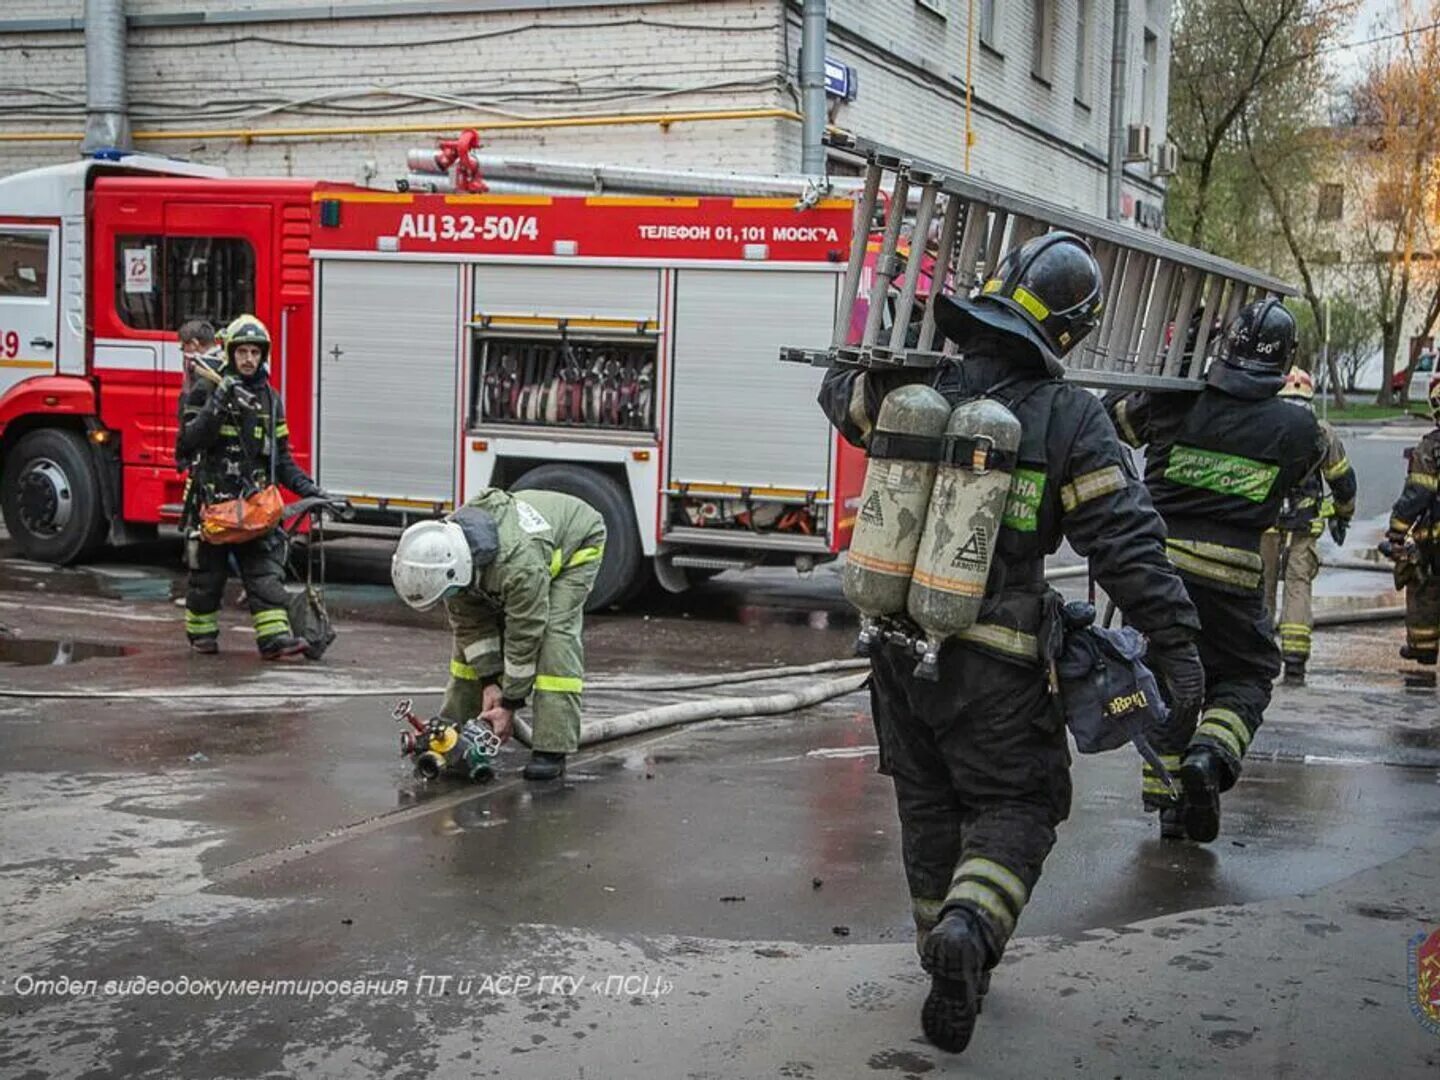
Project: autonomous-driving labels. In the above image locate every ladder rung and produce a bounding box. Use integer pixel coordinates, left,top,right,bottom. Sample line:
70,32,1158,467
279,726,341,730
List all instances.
917,193,963,352
784,135,1299,390
860,168,911,347
889,181,940,352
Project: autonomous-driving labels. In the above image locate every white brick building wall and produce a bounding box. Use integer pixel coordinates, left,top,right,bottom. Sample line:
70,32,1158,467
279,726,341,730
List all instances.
0,0,1171,225
815,0,1170,222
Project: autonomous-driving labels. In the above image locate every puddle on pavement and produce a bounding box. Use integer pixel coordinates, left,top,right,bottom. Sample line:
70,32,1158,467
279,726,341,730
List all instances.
0,553,182,604
1388,724,1440,751
734,604,850,630
0,637,135,666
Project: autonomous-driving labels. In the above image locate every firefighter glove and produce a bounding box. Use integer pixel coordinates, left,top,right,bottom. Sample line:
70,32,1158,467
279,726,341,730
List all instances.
319,493,354,520
1146,634,1205,728
1328,517,1349,547
212,376,239,409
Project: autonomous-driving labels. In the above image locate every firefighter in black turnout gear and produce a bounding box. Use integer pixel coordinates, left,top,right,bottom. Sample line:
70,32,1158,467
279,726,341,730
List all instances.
1106,299,1327,842
819,233,1203,1054
178,314,328,658
1386,376,1440,668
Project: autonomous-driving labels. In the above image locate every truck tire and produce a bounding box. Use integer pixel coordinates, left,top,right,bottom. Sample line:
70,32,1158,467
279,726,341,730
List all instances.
511,464,643,612
1,428,108,564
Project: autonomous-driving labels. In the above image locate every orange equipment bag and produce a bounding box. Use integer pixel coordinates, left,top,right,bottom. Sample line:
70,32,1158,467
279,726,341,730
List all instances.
199,485,284,544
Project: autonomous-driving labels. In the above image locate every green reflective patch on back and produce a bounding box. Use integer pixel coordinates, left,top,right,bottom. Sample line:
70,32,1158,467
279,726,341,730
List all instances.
1003,469,1046,532
1164,445,1278,504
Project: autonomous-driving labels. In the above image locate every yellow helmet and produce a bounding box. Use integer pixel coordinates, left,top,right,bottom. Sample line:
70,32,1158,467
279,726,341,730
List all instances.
222,314,271,368
1276,366,1314,401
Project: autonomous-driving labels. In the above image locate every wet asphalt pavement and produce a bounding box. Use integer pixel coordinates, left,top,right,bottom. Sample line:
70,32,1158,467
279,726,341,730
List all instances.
2,432,1440,1079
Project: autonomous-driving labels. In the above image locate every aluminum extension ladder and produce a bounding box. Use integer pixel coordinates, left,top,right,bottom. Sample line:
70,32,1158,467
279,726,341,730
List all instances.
782,133,1297,391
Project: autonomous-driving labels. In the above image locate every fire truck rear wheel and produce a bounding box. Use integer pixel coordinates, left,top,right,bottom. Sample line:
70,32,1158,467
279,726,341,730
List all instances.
1,428,108,565
511,464,642,612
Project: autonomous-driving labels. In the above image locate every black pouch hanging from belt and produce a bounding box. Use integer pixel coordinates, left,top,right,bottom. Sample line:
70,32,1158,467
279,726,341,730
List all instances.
1054,600,1177,796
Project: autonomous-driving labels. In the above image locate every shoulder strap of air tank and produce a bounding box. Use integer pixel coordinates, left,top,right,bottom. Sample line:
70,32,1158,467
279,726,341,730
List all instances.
989,374,1063,413
990,376,1063,462
867,431,942,461
937,437,1019,472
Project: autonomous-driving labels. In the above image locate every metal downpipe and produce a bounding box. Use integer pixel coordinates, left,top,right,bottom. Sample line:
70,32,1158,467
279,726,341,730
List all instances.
82,0,131,153
800,0,828,175
1106,0,1129,221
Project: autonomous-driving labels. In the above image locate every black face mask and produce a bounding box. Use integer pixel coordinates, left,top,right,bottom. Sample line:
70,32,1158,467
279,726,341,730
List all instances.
237,360,270,388
961,330,1049,376
1206,358,1285,400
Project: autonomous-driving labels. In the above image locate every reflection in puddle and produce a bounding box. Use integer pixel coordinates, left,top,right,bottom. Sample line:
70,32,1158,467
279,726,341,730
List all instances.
0,637,135,666
735,605,847,630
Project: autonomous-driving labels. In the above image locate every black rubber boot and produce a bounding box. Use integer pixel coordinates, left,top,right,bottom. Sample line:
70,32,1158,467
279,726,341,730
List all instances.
258,634,307,661
522,751,567,781
918,907,992,1054
1180,746,1224,844
1400,645,1438,665
1282,656,1306,686
189,634,219,655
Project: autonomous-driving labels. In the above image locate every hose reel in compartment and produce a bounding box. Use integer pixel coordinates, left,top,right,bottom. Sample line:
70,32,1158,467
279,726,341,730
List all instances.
473,314,657,431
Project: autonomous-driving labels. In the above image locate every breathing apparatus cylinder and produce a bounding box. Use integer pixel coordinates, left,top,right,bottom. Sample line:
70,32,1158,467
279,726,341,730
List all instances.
841,383,952,655
907,397,1022,680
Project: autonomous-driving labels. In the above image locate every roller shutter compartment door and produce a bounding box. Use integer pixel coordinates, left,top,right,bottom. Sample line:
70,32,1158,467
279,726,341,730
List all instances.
669,269,837,491
317,261,461,501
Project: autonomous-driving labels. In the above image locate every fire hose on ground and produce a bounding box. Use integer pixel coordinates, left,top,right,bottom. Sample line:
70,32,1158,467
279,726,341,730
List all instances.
513,672,868,749
0,656,871,777
0,593,1413,710
0,657,871,700
386,671,869,777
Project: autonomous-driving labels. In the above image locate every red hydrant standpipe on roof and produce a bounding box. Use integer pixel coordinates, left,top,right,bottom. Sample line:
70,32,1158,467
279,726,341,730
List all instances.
421,130,489,193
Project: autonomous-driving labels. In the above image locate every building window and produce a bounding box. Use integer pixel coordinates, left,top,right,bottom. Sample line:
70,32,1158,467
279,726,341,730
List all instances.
978,0,999,51
1375,179,1404,222
115,235,256,332
167,237,255,329
1032,0,1056,84
0,231,49,298
1316,182,1344,222
915,0,946,17
1074,0,1093,104
1141,28,1159,128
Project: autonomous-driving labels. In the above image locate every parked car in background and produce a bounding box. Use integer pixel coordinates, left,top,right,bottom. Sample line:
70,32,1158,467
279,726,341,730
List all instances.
1392,351,1436,398
1352,348,1435,396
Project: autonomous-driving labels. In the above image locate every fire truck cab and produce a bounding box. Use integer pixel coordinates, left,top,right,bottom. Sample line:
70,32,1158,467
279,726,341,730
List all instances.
0,151,862,609
0,153,229,562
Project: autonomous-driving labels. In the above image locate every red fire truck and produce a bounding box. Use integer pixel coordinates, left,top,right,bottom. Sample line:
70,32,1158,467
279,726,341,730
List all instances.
0,151,861,608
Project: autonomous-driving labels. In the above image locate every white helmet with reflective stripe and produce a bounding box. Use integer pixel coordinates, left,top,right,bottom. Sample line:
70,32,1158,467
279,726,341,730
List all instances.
391,520,473,610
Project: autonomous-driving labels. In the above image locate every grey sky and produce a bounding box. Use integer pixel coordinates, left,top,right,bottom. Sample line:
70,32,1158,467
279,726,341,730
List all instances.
1332,0,1400,84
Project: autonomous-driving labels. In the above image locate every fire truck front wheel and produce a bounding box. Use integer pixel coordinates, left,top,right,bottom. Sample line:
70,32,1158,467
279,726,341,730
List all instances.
1,428,108,565
511,464,642,612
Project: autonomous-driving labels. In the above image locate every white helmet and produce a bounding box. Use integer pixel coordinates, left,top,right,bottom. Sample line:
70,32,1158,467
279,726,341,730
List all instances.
391,520,473,610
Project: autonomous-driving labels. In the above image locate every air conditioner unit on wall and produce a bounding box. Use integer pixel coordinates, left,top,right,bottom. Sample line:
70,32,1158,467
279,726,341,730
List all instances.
1153,142,1179,178
1125,124,1150,163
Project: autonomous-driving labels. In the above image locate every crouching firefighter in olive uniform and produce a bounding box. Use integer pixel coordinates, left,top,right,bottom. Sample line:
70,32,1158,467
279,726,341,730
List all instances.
178,315,336,659
819,233,1203,1054
1106,300,1327,841
391,489,606,781
1259,367,1357,684
1384,376,1440,676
